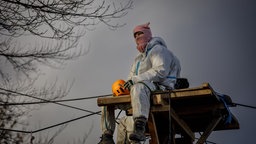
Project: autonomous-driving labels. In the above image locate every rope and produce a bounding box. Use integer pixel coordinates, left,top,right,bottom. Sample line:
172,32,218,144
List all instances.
0,87,105,115
0,94,112,106
0,111,101,134
168,90,172,143
233,102,256,109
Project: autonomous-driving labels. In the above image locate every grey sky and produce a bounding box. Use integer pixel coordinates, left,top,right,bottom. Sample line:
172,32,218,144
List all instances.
27,0,256,143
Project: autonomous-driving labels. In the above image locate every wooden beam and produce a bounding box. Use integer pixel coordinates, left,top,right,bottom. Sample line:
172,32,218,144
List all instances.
196,116,222,144
151,105,170,112
169,107,195,141
97,95,131,106
97,86,215,106
152,94,169,105
171,89,212,99
148,113,160,144
149,105,196,141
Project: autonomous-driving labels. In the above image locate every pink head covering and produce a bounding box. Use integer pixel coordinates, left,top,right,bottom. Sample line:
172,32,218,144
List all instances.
133,22,152,40
133,22,152,53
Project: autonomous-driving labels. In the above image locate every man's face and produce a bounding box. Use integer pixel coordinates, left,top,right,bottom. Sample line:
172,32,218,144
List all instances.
134,31,145,45
134,31,148,53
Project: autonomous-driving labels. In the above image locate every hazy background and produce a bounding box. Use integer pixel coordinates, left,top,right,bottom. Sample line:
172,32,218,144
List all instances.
27,0,256,143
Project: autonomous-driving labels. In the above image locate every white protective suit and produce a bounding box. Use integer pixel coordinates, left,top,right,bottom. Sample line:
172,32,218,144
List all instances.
101,37,181,142
116,116,134,144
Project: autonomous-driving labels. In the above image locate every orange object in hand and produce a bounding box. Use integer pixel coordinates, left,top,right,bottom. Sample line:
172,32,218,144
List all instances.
112,79,130,96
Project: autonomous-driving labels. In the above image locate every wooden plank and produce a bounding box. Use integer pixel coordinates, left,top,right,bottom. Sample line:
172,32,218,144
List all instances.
97,89,214,106
97,82,218,107
153,94,169,105
97,95,131,106
170,83,210,93
171,89,212,99
196,116,222,144
151,105,170,112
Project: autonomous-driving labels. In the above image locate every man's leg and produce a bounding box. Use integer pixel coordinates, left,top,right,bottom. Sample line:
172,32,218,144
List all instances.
129,81,156,142
99,106,115,144
116,116,134,144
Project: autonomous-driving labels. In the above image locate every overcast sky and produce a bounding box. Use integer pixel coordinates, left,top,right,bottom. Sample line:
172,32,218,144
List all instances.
27,0,256,143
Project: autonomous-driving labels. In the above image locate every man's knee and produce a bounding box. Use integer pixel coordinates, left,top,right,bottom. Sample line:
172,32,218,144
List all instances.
131,81,155,94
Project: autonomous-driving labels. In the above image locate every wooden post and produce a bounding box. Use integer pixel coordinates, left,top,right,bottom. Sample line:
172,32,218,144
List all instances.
148,112,160,144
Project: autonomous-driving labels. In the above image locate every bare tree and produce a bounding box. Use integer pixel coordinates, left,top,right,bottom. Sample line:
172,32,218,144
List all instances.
0,0,133,143
0,0,133,77
0,0,132,39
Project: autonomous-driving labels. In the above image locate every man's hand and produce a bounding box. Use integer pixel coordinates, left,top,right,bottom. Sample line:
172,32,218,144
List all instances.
124,80,134,91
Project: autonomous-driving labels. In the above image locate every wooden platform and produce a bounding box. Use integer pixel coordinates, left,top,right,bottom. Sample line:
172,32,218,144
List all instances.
97,83,239,144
